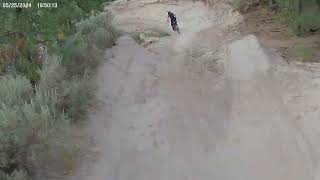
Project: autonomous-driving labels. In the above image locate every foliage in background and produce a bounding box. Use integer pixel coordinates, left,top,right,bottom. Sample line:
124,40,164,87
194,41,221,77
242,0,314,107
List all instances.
62,11,119,77
39,56,97,123
0,0,115,82
0,0,119,178
0,170,31,180
0,55,97,179
233,0,320,35
60,77,95,123
0,75,70,178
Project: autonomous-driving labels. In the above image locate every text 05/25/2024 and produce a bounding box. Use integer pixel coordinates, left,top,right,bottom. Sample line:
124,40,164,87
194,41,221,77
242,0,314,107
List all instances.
2,2,32,8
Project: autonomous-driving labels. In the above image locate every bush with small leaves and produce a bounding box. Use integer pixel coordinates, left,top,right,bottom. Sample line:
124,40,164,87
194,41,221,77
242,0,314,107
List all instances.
0,76,33,107
1,91,66,169
39,56,96,123
234,0,320,34
0,8,118,179
60,77,95,123
0,170,31,180
38,55,66,91
62,11,119,77
0,75,72,178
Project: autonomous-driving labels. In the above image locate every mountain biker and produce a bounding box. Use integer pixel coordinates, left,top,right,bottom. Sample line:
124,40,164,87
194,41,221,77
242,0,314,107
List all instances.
167,11,178,31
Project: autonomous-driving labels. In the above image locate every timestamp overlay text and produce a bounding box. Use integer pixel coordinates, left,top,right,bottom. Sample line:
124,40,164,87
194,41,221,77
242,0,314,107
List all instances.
2,2,58,8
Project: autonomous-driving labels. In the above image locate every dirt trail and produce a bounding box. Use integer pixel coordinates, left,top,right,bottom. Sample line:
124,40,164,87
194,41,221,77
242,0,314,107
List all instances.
69,0,320,179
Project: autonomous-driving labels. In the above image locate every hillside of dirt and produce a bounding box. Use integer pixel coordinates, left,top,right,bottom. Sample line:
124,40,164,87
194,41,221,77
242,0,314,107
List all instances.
67,0,320,180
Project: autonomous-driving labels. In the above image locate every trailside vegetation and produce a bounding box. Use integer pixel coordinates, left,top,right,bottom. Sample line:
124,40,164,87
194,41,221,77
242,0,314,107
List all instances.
233,0,320,35
0,0,119,179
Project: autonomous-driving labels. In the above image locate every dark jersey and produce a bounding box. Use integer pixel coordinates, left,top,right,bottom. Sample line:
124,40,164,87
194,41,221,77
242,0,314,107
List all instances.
168,12,177,24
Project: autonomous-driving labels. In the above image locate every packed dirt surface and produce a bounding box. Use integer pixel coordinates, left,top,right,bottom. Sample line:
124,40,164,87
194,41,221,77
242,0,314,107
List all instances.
68,0,320,179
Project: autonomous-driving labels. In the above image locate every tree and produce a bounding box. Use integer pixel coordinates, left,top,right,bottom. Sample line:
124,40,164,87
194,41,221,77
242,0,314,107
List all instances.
316,0,320,9
0,0,110,82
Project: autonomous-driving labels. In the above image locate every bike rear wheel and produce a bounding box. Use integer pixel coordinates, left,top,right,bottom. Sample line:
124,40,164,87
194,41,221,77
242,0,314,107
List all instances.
174,25,180,34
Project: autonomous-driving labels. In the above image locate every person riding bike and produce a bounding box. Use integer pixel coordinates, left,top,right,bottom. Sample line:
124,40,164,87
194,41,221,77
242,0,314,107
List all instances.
167,11,179,32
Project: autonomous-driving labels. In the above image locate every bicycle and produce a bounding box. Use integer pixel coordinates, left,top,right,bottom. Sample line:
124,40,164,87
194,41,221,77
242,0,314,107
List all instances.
173,24,180,34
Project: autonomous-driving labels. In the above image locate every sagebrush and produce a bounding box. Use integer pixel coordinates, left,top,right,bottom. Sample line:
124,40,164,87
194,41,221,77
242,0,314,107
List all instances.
62,11,120,77
0,10,118,179
233,0,320,34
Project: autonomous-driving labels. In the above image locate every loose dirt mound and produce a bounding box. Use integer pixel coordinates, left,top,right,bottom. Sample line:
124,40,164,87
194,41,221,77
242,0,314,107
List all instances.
67,0,320,180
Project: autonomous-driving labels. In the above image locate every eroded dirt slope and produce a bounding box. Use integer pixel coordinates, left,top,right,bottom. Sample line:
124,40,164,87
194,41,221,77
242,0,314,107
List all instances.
69,0,320,179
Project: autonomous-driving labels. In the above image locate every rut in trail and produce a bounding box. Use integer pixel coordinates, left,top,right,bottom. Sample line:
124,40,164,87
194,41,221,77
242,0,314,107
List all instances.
68,0,320,179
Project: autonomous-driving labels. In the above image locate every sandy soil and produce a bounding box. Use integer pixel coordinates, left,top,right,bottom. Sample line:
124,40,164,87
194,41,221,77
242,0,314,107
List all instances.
68,0,320,179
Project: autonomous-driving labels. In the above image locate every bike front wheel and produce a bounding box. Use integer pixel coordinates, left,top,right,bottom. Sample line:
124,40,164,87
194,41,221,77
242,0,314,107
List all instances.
174,25,180,34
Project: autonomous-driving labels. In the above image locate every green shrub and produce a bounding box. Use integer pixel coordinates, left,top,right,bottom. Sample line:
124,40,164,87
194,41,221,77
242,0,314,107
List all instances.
38,55,66,91
0,6,119,180
0,75,71,178
93,27,117,49
14,59,41,85
76,11,116,37
0,170,31,180
61,11,119,77
240,0,320,35
61,35,91,77
0,9,117,180
60,77,95,123
39,56,95,123
296,12,320,32
0,76,33,107
291,46,316,61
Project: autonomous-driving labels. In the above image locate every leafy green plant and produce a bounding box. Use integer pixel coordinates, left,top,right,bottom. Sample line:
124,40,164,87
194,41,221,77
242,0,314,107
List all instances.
39,55,96,123
0,67,91,178
0,5,118,180
291,46,316,61
14,59,41,85
0,76,33,107
62,11,119,77
61,34,90,77
38,55,66,91
76,11,119,49
60,77,95,123
235,0,320,35
296,12,320,32
0,170,31,180
0,75,72,178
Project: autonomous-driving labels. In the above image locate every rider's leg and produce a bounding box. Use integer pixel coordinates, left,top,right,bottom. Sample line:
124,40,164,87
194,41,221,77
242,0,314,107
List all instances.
171,20,177,30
